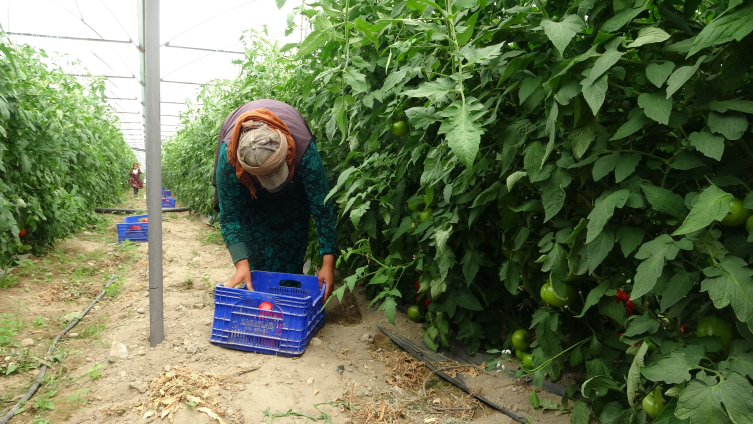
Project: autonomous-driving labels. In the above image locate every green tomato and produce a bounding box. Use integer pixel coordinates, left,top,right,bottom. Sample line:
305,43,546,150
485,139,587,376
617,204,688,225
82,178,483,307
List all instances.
720,198,750,226
521,353,533,369
511,329,530,351
418,208,433,222
642,387,666,419
696,316,733,352
515,349,525,361
746,215,753,232
540,282,576,308
407,305,423,322
391,121,409,137
407,201,419,212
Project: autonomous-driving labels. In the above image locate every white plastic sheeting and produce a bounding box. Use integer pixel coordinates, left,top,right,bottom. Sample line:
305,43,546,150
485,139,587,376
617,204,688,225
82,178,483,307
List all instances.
0,0,299,165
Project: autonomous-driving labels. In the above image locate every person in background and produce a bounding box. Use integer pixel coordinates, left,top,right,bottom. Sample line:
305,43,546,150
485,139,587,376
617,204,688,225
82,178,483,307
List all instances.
129,163,143,196
212,99,337,300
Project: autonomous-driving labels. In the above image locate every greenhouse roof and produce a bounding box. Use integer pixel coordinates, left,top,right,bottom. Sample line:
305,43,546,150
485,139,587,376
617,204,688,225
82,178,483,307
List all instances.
1,0,298,163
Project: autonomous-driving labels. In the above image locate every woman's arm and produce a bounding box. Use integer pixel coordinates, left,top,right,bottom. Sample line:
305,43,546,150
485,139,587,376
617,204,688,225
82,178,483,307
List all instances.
299,142,337,299
216,143,253,288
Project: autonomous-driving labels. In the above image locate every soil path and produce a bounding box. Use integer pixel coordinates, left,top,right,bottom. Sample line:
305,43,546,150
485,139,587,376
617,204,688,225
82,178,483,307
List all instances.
0,195,574,424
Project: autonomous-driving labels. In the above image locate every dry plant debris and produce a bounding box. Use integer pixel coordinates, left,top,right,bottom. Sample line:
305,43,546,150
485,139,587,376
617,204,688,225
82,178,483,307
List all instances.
142,364,230,423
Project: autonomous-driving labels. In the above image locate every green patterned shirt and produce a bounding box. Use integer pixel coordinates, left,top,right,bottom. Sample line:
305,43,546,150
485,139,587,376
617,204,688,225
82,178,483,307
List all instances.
216,141,337,273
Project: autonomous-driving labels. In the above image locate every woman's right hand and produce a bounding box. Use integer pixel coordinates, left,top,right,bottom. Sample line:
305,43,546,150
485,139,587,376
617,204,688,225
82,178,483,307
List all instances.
226,259,252,289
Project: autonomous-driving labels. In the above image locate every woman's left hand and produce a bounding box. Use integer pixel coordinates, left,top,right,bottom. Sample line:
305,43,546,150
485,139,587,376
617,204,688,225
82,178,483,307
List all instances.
319,254,335,301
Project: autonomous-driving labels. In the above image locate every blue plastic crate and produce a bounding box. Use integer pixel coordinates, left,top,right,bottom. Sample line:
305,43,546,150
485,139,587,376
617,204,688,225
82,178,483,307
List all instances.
210,271,325,356
117,214,148,242
124,214,148,223
161,197,176,208
162,190,171,197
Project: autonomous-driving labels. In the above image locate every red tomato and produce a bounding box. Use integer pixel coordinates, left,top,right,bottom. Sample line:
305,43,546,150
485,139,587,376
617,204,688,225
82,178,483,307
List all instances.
680,323,688,334
129,225,140,229
258,302,273,311
624,300,634,316
415,280,420,291
18,229,27,237
141,218,148,222
425,298,431,308
616,290,629,303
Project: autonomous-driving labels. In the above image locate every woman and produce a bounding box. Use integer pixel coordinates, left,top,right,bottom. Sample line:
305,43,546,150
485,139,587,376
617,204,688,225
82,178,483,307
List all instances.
129,163,143,196
212,99,337,300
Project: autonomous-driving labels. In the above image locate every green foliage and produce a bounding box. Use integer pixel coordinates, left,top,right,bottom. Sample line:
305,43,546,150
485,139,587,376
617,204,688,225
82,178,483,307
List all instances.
163,0,753,421
0,30,135,269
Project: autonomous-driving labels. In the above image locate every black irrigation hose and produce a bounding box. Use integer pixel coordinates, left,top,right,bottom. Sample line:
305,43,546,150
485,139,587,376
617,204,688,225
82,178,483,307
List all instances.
94,207,189,213
0,275,118,424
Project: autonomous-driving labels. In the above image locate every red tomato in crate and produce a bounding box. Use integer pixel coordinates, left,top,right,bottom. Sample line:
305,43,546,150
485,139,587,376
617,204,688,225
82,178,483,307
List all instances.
141,218,148,222
258,302,273,311
129,225,140,229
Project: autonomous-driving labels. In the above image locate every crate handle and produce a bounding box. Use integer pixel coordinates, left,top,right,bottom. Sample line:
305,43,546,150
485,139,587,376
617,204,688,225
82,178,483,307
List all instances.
279,279,302,289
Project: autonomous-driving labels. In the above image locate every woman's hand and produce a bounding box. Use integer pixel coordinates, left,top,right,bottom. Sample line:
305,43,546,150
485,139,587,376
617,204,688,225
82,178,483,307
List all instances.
226,259,252,289
319,254,335,301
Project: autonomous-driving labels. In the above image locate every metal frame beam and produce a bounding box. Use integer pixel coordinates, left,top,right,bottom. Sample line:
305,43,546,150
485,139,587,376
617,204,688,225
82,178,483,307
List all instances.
140,0,164,347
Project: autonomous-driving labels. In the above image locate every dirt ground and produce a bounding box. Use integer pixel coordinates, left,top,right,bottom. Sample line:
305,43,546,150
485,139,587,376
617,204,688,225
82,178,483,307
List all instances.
0,194,580,424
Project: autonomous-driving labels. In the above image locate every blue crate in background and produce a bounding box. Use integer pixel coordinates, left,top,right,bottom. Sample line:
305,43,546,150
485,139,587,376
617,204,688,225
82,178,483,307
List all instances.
162,190,171,197
161,197,176,208
161,186,165,191
124,214,148,223
117,214,148,242
210,271,325,356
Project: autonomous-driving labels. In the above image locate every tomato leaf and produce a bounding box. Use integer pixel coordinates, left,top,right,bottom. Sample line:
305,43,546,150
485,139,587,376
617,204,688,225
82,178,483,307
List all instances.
586,190,630,243
640,184,688,219
709,99,753,114
627,27,671,48
641,345,705,384
675,372,753,423
688,131,725,161
687,2,753,57
602,6,646,32
646,61,675,88
638,92,673,125
707,111,748,141
624,314,661,337
540,15,584,55
665,55,705,98
403,77,455,102
610,110,650,140
673,185,732,236
627,342,649,406
701,256,753,333
618,226,645,258
587,49,624,86
438,98,486,168
581,72,608,115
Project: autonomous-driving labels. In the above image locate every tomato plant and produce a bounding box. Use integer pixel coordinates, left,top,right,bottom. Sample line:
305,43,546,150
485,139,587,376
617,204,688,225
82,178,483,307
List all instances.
0,36,134,269
163,0,753,422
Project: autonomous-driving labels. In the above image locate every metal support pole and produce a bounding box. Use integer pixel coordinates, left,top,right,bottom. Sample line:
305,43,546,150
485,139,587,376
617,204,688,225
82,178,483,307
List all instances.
139,0,164,347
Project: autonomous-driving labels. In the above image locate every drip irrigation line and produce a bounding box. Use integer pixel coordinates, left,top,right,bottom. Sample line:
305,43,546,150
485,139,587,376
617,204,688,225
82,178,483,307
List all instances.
94,207,189,213
0,274,118,424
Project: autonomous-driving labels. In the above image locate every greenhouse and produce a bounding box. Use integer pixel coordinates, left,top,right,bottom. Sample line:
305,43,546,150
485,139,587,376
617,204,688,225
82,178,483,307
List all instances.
1,1,753,423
